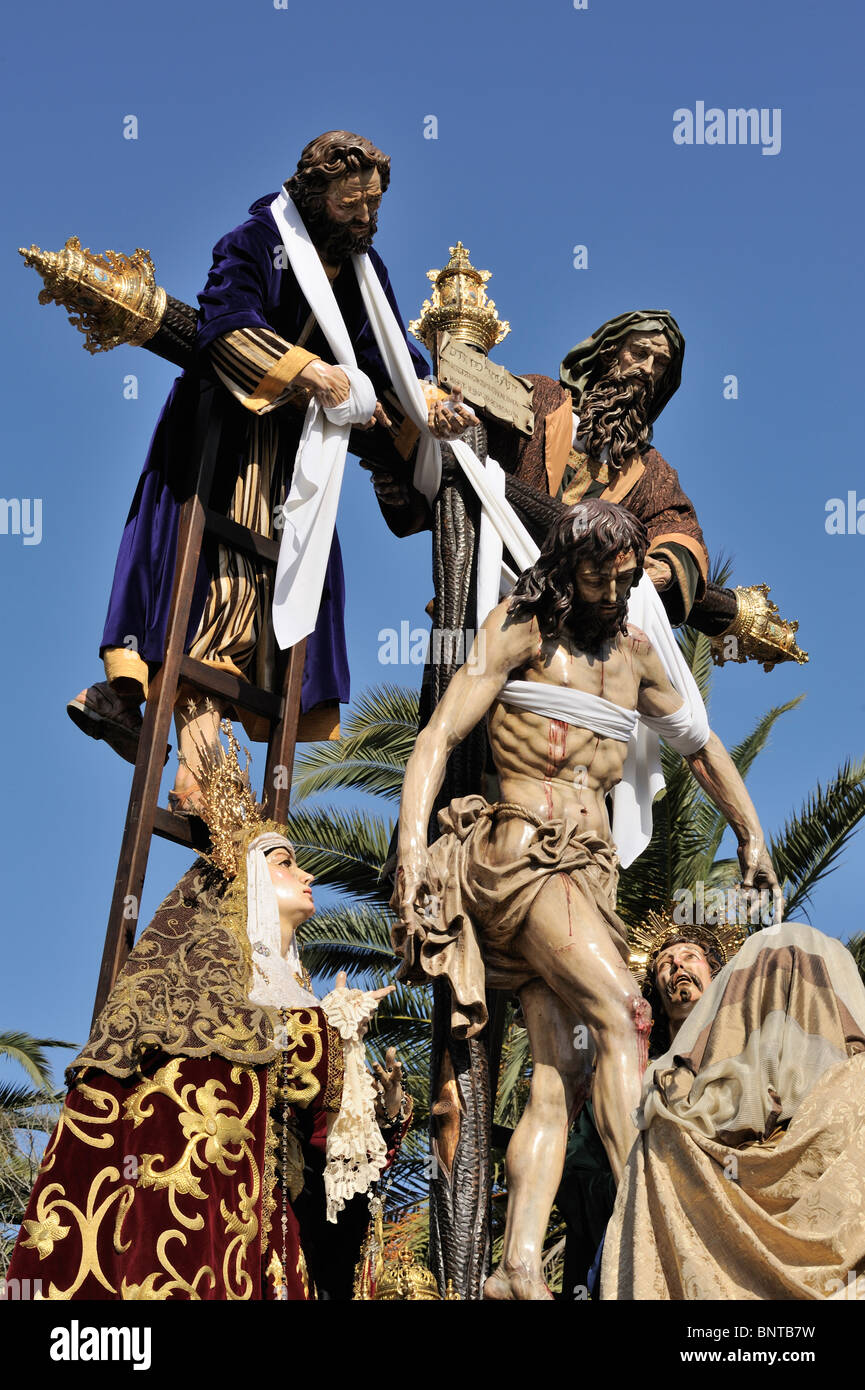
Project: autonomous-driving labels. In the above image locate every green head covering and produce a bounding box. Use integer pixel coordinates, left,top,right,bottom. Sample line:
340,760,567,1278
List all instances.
559,310,685,424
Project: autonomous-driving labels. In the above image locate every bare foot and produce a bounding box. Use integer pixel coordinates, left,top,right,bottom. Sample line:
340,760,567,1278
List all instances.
483,1263,554,1301
168,765,206,817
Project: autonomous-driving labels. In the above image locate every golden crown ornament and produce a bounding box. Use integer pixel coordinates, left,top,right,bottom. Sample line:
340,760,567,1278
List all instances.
19,237,167,354
179,708,277,879
410,242,510,356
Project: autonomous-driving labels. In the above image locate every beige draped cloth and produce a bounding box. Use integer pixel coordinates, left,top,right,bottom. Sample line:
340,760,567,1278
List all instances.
601,922,865,1300
392,796,629,1039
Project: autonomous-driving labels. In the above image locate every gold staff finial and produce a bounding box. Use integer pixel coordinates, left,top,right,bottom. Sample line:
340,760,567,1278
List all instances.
19,236,167,354
710,583,809,672
410,242,510,357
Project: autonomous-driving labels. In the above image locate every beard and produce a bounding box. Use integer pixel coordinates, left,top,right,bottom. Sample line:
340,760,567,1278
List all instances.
299,200,379,263
664,968,704,1009
577,365,655,471
561,592,630,657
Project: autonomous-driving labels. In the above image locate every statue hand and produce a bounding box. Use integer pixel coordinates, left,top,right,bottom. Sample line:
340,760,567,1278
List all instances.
333,971,394,1038
368,467,411,507
355,400,393,432
392,855,437,929
643,556,674,590
300,360,351,408
428,386,479,440
738,835,785,925
372,1046,404,1121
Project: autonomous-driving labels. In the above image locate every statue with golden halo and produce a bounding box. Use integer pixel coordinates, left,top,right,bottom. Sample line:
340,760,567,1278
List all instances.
556,906,865,1302
5,723,412,1301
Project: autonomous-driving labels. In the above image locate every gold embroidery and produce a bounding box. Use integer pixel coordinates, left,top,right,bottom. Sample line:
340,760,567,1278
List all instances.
265,1247,285,1299
260,1062,279,1248
125,1058,254,1233
39,1083,121,1173
324,1025,345,1113
274,1009,325,1107
220,1066,261,1301
297,1243,311,1300
120,1231,216,1300
20,1209,70,1259
72,867,283,1080
31,1169,134,1300
122,1059,261,1300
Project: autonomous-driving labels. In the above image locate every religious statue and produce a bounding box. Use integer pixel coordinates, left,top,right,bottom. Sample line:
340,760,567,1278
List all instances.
5,727,411,1300
390,498,783,1300
601,918,865,1300
62,130,473,812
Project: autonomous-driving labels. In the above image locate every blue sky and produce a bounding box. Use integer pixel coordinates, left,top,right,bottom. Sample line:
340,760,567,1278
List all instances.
2,0,863,1080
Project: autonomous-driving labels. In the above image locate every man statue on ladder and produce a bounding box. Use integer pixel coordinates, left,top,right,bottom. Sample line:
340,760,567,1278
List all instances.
66,130,473,810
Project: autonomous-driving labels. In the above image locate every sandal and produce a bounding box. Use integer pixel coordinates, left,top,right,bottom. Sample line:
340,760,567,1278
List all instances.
67,682,170,766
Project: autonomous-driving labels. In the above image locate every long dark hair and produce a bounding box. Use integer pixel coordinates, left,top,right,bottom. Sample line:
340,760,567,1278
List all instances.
508,499,648,643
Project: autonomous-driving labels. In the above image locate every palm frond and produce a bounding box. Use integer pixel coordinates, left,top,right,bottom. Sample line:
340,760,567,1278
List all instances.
282,806,393,902
682,697,805,882
674,628,716,709
0,1081,57,1113
299,905,399,983
292,686,420,804
770,758,865,919
845,934,865,989
494,1019,531,1129
0,1034,74,1091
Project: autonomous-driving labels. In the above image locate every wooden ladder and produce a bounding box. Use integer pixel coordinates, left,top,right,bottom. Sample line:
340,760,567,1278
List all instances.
91,386,306,1021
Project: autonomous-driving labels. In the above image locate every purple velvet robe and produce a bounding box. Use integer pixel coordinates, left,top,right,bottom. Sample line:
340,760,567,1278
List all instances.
101,192,429,714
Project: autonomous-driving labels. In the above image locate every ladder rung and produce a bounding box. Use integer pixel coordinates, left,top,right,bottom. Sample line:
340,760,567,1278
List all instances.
179,657,283,721
152,807,212,849
204,510,279,564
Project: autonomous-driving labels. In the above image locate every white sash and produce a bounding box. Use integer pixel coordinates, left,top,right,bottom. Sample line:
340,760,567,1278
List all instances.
448,438,708,867
268,192,441,650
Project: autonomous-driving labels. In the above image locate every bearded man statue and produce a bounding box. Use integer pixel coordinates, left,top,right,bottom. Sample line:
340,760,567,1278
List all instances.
66,131,469,813
476,310,709,630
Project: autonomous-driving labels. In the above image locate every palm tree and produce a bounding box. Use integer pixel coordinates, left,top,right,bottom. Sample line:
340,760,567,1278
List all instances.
616,623,865,935
0,1032,73,1272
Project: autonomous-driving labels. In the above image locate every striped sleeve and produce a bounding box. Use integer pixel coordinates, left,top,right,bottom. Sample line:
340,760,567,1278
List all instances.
209,327,319,414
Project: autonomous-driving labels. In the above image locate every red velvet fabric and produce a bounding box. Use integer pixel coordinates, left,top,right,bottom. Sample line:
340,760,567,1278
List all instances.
7,1046,333,1301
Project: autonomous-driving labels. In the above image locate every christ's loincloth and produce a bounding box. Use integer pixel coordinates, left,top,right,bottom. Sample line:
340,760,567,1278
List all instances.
392,795,630,1038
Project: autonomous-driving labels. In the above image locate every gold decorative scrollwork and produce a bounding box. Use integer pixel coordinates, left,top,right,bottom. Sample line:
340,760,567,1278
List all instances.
22,1170,134,1300
39,1082,121,1174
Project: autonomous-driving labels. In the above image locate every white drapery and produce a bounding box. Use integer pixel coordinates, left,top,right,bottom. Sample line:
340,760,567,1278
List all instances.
268,192,441,650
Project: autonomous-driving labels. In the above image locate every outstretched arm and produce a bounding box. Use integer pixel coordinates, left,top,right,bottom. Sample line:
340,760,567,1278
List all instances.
394,601,535,923
636,635,784,921
684,734,784,920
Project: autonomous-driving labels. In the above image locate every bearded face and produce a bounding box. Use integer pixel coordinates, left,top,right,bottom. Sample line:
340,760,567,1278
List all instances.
577,331,672,470
296,168,383,263
566,550,638,655
654,942,714,1024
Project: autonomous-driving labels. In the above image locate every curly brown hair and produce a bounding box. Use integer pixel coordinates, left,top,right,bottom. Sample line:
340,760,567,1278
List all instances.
286,130,391,214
